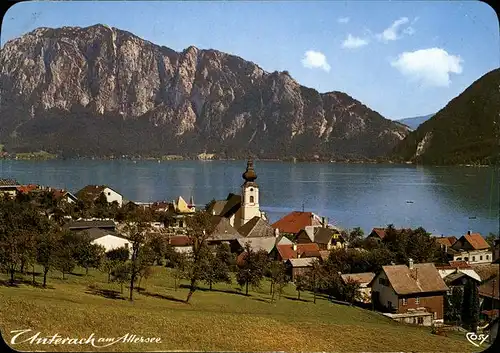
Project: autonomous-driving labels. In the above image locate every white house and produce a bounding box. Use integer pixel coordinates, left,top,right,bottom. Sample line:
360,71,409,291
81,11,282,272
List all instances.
448,232,492,264
75,185,124,207
78,228,132,258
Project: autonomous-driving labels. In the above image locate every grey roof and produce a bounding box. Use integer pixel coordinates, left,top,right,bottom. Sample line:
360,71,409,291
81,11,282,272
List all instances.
75,228,124,241
287,258,315,267
208,216,242,241
237,237,276,253
276,235,293,245
208,200,228,216
0,178,19,186
238,216,275,238
314,227,342,244
65,219,116,230
341,272,376,285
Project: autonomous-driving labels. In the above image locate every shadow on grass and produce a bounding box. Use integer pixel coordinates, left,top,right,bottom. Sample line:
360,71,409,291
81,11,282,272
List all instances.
178,284,247,297
85,286,126,300
69,272,85,277
284,295,310,302
0,280,20,288
251,297,270,303
139,290,186,303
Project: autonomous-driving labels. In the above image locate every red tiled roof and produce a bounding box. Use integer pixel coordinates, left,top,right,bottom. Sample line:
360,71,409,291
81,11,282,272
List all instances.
271,211,321,234
464,233,490,250
276,243,321,260
436,236,458,247
16,184,39,193
479,273,500,300
370,228,387,239
169,236,192,247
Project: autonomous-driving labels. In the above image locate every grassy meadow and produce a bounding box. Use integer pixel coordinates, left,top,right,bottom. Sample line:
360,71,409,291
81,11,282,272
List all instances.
0,265,483,352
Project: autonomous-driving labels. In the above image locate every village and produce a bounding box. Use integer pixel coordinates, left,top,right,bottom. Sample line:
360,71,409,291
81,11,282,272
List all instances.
0,160,499,346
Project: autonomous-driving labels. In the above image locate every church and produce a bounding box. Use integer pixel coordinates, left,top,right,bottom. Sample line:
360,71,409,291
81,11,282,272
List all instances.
207,159,267,228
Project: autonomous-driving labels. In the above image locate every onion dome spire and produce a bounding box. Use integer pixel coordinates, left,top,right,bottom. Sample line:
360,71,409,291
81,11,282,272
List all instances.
242,159,257,182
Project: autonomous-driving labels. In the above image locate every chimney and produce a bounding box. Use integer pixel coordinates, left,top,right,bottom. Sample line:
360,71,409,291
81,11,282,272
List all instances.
293,243,297,251
322,217,328,228
467,230,471,235
408,258,414,269
274,228,280,237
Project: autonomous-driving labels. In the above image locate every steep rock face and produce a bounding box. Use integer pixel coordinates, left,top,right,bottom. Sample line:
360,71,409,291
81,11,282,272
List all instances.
0,24,409,159
393,68,499,165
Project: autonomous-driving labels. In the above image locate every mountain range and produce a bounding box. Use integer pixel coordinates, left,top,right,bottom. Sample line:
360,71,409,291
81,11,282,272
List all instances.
0,24,409,160
392,68,499,165
398,114,434,130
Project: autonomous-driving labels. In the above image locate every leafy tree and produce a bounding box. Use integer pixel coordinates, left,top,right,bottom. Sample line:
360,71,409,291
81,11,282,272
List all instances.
36,225,61,287
54,230,77,280
183,211,215,303
485,233,497,247
148,233,168,266
201,243,233,290
345,227,364,247
444,287,463,325
462,279,480,332
111,262,131,294
74,231,106,275
339,277,361,303
269,261,288,302
236,244,269,296
172,252,187,291
101,247,129,283
295,274,309,300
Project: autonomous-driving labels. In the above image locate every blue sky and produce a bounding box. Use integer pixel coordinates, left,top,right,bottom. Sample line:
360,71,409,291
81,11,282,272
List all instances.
1,0,498,120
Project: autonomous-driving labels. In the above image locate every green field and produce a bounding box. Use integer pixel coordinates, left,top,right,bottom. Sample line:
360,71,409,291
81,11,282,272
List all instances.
0,266,482,352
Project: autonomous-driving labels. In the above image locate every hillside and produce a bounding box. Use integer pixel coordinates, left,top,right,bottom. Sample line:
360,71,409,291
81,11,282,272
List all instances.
398,114,434,130
393,68,499,165
0,25,409,160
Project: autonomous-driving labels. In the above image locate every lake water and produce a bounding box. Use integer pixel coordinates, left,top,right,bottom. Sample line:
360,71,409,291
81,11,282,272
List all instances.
0,160,498,236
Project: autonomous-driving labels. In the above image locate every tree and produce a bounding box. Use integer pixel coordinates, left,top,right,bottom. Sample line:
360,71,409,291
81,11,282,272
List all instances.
183,211,216,303
120,211,152,301
200,243,233,290
269,261,288,302
346,227,364,247
111,262,130,294
236,244,269,296
444,287,463,325
54,230,77,280
339,277,361,303
461,279,480,332
74,232,106,275
102,247,129,283
36,224,61,287
172,252,187,291
295,274,309,300
485,233,498,247
148,233,168,266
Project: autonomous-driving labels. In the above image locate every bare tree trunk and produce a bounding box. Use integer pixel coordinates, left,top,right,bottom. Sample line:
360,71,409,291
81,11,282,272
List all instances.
85,267,89,276
43,268,48,287
209,280,213,291
32,264,36,285
245,281,249,296
9,266,15,284
108,271,111,283
298,290,301,300
62,271,65,280
20,260,25,274
270,281,273,295
138,276,142,291
120,282,123,294
185,278,197,303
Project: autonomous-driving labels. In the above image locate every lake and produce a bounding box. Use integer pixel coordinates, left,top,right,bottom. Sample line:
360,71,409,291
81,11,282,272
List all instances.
0,160,497,236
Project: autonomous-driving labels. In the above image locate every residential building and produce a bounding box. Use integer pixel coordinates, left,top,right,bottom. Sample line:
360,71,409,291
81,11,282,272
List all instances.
172,196,196,214
75,185,124,207
271,211,325,239
65,219,116,232
367,228,387,242
340,272,376,304
285,257,315,281
436,261,482,283
207,216,243,251
76,228,132,257
369,259,449,326
168,235,193,253
206,160,267,228
296,225,344,250
479,272,500,318
0,178,20,198
238,216,276,238
448,231,492,264
435,235,458,253
272,243,321,261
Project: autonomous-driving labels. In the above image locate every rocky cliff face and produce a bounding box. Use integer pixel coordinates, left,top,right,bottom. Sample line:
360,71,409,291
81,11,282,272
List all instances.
0,24,409,159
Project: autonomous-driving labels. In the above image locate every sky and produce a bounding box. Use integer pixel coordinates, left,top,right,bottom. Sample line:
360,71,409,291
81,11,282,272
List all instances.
1,0,499,120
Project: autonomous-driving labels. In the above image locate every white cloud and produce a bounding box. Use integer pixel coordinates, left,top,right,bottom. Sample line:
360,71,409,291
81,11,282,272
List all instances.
337,17,350,24
301,50,331,72
341,34,369,49
390,48,464,87
377,17,416,42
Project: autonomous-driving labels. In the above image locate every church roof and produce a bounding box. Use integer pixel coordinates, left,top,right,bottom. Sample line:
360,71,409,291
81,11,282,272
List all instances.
219,193,242,217
242,159,257,183
238,216,275,238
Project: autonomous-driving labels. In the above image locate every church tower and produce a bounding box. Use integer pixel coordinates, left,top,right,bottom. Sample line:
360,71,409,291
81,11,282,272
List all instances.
241,159,261,227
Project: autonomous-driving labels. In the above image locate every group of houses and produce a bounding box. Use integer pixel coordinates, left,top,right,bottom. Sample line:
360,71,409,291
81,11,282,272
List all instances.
1,160,499,333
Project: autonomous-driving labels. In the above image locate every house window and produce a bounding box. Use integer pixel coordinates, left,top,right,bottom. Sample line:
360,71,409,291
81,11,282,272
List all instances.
464,257,469,261
480,255,483,261
486,255,489,260
402,298,407,306
417,317,424,325
250,188,253,191
179,220,184,228
124,243,129,249
108,192,111,196
456,257,462,261
250,196,254,203
379,278,386,286
388,301,392,308
415,297,420,305
472,256,476,261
